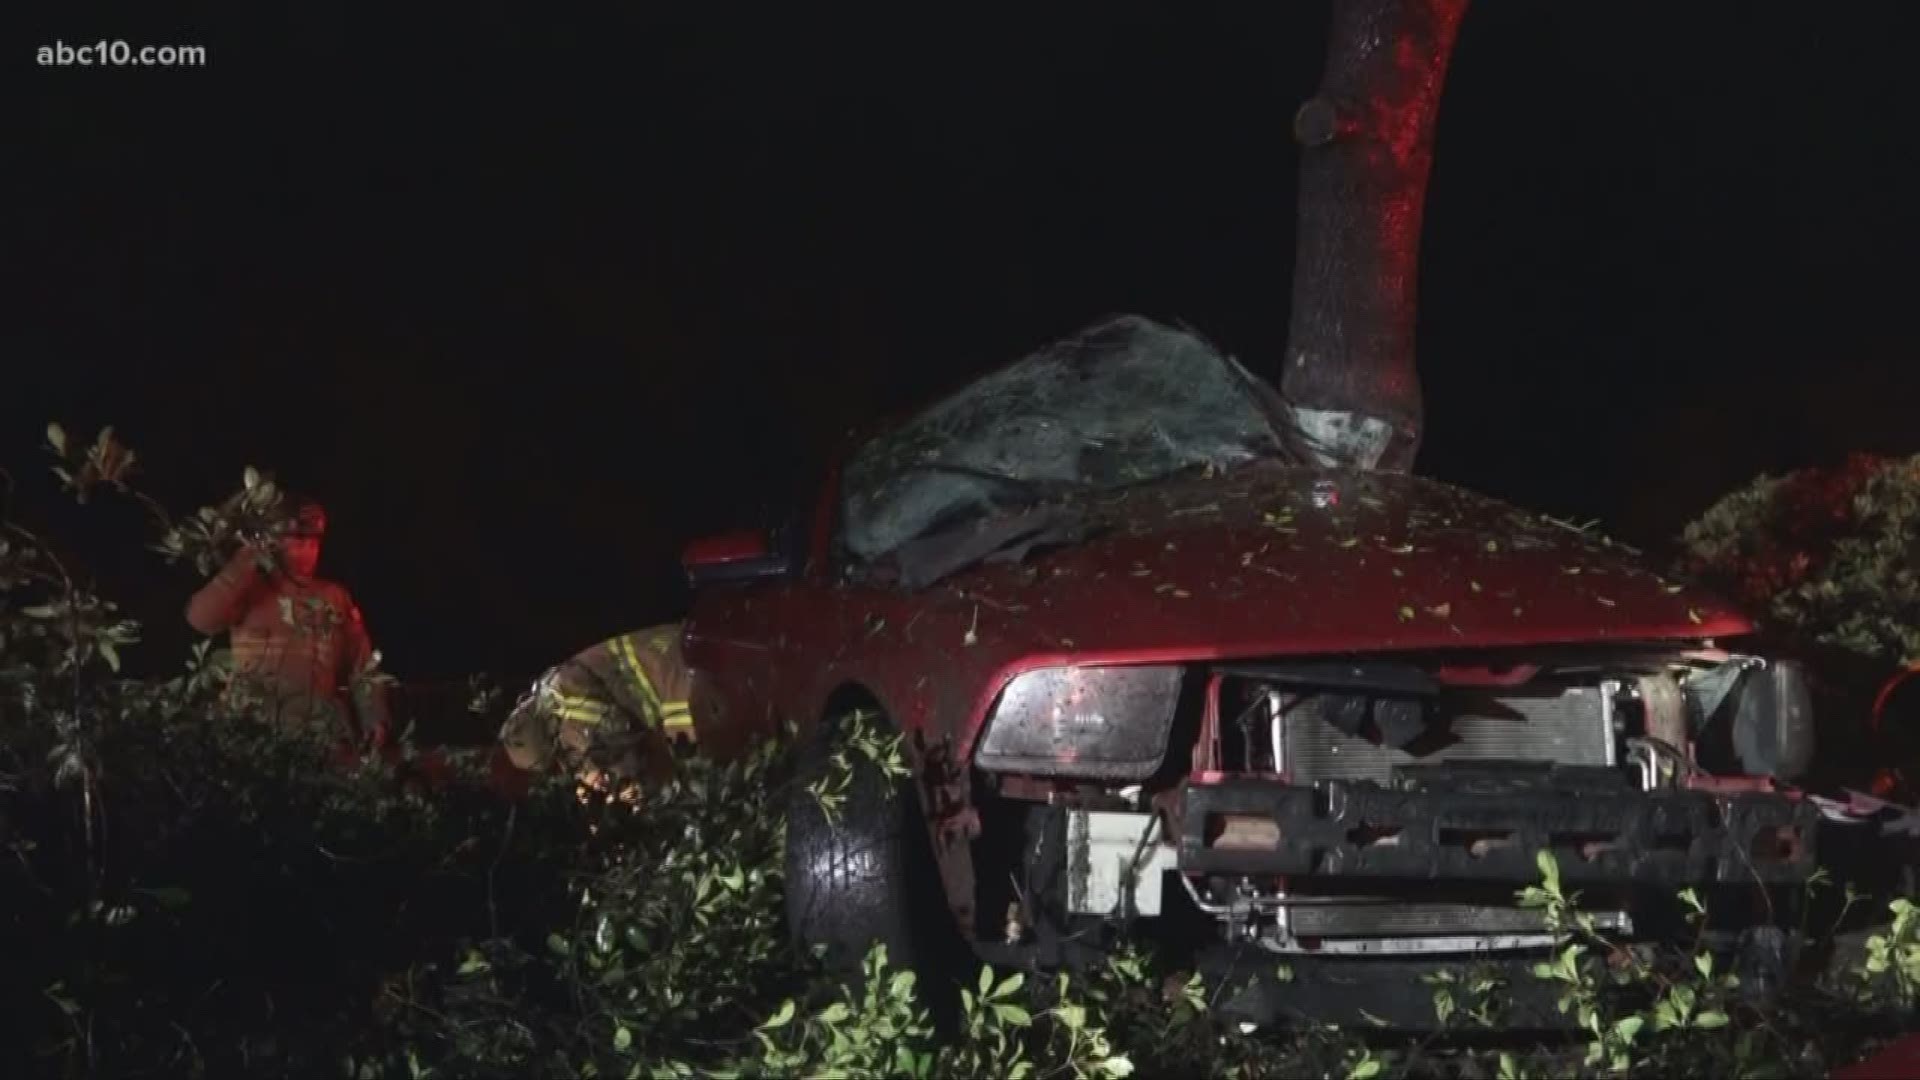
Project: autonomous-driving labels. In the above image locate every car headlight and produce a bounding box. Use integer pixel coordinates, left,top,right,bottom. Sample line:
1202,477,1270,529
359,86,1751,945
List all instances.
975,665,1185,780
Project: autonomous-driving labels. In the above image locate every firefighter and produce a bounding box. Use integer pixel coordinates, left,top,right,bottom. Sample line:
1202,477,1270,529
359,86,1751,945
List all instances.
496,622,696,796
185,498,392,754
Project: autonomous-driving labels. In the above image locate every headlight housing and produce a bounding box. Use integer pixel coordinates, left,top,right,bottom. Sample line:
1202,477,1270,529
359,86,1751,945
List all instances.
1730,657,1815,781
1687,655,1817,781
974,665,1185,780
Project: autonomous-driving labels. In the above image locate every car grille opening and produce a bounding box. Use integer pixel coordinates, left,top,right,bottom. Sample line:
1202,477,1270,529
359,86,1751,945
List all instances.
1278,685,1614,785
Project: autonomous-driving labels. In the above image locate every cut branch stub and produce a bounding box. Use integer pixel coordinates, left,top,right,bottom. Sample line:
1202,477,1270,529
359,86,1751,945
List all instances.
1293,96,1361,148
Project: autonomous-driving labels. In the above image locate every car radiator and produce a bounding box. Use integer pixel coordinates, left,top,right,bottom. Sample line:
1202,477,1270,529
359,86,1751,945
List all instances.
1281,686,1614,786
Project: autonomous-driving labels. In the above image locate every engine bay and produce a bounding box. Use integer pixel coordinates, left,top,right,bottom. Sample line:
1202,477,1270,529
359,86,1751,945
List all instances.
974,645,1822,961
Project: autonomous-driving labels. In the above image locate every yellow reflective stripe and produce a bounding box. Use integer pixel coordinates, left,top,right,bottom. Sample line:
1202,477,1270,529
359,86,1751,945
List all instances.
550,692,611,724
611,633,664,726
660,700,694,730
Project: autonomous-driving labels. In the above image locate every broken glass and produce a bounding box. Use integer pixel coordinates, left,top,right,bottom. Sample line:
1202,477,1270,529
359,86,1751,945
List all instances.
839,314,1312,562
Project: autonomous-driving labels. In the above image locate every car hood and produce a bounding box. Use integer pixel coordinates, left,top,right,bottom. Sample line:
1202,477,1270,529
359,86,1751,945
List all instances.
913,461,1752,663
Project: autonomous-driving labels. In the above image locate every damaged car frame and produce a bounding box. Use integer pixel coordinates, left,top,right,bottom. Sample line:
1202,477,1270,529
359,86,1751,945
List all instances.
680,316,1829,1027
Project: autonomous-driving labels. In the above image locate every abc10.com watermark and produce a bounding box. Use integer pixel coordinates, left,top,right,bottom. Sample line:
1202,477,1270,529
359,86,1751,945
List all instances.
37,39,208,68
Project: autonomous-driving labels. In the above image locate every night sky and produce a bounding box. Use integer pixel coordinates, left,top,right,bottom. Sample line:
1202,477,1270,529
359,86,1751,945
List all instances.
14,3,1920,686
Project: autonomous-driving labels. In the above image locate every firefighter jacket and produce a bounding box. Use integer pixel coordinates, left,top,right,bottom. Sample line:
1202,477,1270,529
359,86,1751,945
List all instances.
498,623,695,785
185,547,392,745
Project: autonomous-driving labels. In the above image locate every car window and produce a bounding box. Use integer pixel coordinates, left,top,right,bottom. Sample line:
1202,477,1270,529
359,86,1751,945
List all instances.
836,315,1310,562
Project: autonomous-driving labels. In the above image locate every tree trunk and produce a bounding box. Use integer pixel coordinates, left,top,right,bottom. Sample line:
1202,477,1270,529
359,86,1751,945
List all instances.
1282,0,1469,472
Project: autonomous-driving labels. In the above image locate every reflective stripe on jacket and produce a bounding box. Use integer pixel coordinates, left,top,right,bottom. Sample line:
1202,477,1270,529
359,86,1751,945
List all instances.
499,623,694,782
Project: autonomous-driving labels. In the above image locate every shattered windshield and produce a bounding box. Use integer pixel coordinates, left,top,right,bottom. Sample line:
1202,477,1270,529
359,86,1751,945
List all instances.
839,315,1307,562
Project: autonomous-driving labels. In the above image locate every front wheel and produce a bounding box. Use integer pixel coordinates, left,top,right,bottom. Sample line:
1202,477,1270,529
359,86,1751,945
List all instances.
783,707,960,983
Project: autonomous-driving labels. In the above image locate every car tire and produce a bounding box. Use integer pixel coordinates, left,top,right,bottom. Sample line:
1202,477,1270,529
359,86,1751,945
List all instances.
784,707,959,984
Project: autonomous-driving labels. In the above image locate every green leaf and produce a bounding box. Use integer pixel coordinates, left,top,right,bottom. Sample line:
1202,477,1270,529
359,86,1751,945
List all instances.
817,1001,851,1024
979,965,995,997
759,999,797,1030
1694,953,1713,980
1536,848,1561,892
1671,984,1696,1015
992,1003,1032,1027
613,1026,633,1051
1614,1015,1645,1042
992,971,1025,999
1558,943,1582,978
890,970,917,1000
1099,1057,1135,1079
47,422,68,455
99,640,121,672
1693,1010,1729,1030
1347,1058,1383,1080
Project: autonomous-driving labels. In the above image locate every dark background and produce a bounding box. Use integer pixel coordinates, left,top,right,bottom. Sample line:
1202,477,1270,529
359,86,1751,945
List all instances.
12,3,1920,684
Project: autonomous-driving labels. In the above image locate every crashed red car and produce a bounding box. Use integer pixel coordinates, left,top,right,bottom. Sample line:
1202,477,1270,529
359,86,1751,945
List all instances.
680,316,1823,1026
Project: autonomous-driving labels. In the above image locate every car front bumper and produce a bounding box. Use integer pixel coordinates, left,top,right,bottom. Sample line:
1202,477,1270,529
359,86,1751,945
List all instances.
1177,775,1820,886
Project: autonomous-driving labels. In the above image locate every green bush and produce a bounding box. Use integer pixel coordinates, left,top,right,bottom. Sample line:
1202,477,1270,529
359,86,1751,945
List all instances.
1681,452,1920,662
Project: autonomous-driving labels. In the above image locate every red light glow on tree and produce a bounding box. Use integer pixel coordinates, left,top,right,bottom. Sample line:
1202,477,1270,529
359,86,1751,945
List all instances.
1282,0,1470,473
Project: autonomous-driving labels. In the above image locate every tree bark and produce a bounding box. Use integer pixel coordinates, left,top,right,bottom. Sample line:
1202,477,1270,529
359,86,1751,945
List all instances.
1282,0,1469,472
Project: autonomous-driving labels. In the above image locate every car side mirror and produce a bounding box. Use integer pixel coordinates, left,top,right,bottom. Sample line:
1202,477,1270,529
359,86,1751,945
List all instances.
683,528,794,588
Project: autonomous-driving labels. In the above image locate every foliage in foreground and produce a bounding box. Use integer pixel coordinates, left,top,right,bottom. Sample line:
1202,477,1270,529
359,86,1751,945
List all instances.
5,428,1920,1077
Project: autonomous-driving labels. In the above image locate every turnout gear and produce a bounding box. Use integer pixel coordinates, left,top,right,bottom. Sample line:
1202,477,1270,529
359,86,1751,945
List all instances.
184,501,391,749
498,623,695,789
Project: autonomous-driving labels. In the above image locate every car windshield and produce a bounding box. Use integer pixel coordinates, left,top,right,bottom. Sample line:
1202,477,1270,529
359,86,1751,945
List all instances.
839,315,1309,561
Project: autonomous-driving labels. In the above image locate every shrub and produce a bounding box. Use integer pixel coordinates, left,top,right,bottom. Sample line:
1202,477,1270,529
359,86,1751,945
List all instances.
1681,452,1920,662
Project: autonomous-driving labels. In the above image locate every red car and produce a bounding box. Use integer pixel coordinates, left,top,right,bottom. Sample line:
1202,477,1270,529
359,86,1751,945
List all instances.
680,316,1822,1026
